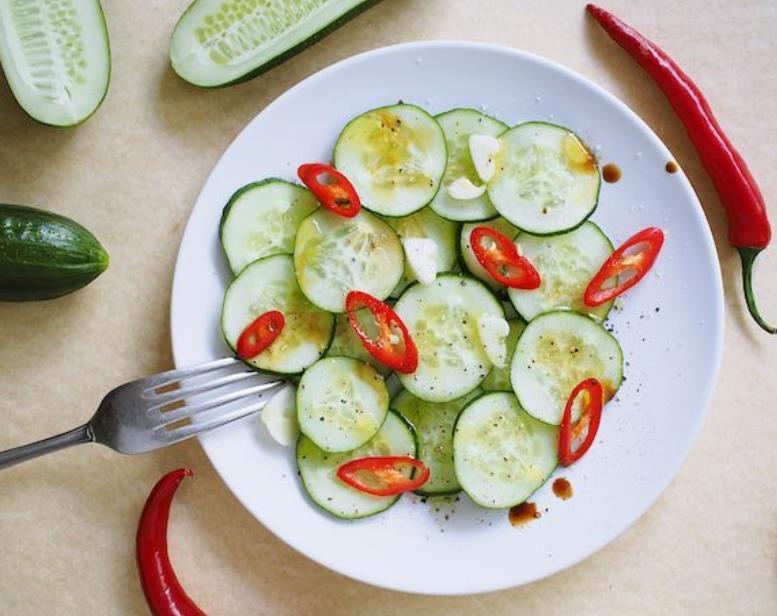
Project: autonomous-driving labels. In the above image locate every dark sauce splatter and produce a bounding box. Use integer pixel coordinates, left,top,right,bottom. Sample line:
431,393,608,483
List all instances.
508,501,541,526
552,478,573,500
665,161,678,174
602,163,621,183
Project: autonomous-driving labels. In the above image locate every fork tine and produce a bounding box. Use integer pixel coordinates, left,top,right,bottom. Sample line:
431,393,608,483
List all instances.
143,369,260,405
148,380,282,425
144,357,242,391
159,398,269,443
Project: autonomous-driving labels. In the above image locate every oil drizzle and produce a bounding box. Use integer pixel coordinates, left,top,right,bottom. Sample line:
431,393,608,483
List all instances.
665,161,678,174
552,478,573,500
508,502,541,526
602,163,621,183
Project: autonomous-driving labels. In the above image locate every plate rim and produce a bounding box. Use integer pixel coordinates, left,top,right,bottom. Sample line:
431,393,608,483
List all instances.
170,39,725,595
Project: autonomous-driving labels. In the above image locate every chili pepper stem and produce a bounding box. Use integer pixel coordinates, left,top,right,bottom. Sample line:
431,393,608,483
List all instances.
739,247,777,334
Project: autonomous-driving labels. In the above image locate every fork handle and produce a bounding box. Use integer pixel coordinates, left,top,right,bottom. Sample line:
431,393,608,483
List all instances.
0,424,94,471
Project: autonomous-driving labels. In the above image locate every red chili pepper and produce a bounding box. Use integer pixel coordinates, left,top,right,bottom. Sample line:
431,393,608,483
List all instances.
587,5,775,333
298,163,361,217
584,227,664,307
470,226,541,289
236,310,284,360
558,379,604,467
136,468,206,616
336,456,430,496
345,290,418,373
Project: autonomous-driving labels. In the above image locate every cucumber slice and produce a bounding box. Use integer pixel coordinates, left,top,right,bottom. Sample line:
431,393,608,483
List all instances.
220,179,318,275
326,314,378,367
0,0,110,126
488,122,600,235
453,392,558,509
293,208,403,312
430,108,507,221
481,319,525,392
459,218,521,289
297,411,416,519
171,0,381,88
508,222,614,322
394,274,504,403
511,311,623,425
297,356,389,452
385,208,459,295
333,104,447,216
392,388,479,496
221,254,334,374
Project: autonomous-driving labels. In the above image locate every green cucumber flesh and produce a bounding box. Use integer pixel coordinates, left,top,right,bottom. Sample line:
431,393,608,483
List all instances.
221,254,334,374
0,204,108,301
453,392,558,509
220,179,318,275
480,319,525,392
296,411,416,519
0,0,110,126
392,387,479,496
430,108,507,221
488,122,600,235
394,274,504,403
297,356,389,452
334,104,447,217
326,314,386,372
459,217,521,290
171,0,382,88
508,221,614,322
385,207,459,295
293,208,404,312
510,310,623,425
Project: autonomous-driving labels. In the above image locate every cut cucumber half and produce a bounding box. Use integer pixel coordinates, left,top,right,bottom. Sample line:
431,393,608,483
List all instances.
297,411,416,519
459,218,521,290
333,104,447,216
0,0,110,126
508,221,614,322
430,108,507,221
171,0,381,88
221,254,334,374
394,274,504,403
386,207,459,295
488,122,600,235
220,179,318,275
392,387,479,496
297,356,389,452
453,392,558,509
511,311,623,425
481,319,525,392
294,208,403,312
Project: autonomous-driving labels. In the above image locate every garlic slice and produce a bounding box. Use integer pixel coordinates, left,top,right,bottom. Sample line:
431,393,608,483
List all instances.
469,134,501,182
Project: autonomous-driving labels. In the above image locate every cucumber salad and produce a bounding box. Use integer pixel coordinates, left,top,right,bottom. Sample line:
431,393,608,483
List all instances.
218,104,665,519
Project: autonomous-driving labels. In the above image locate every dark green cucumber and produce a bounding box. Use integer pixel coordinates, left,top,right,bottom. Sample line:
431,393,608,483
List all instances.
170,0,383,88
0,204,108,301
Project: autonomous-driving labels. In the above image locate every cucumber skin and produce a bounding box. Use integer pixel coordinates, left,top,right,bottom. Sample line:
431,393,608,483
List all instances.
0,204,109,301
171,0,384,88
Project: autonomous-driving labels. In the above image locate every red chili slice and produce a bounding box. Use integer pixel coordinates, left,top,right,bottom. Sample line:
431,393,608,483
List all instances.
136,468,206,616
298,163,361,217
584,227,664,307
345,291,418,373
470,226,541,289
558,378,604,467
236,310,284,360
336,456,430,496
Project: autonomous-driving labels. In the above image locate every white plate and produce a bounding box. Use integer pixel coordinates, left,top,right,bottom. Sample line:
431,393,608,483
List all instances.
170,41,723,595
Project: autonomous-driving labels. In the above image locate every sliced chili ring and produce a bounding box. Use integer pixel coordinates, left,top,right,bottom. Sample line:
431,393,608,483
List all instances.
345,290,418,373
336,456,430,496
584,226,664,307
236,310,285,360
470,226,541,289
298,163,361,218
558,378,604,467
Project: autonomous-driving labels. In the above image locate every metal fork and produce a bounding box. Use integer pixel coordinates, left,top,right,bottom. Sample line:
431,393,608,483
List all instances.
0,357,284,471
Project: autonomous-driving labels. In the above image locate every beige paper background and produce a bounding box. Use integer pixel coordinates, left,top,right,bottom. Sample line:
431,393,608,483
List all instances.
1,1,776,613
